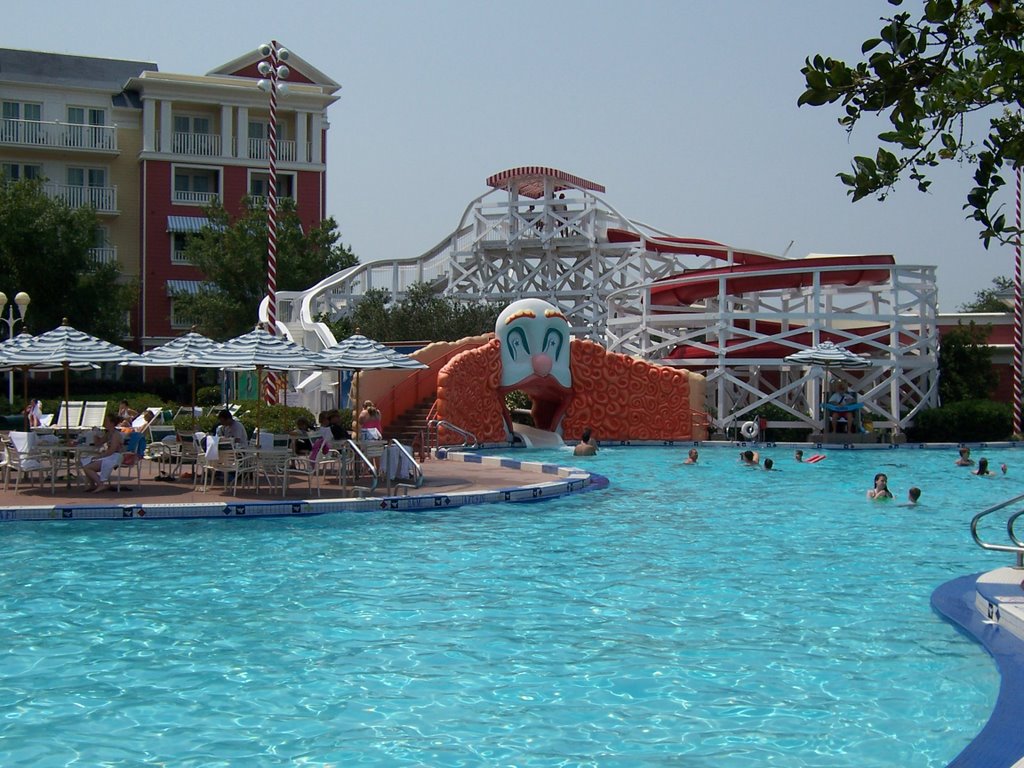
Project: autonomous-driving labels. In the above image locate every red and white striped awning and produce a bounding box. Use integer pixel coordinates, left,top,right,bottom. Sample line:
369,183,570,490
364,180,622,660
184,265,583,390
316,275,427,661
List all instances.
485,166,606,199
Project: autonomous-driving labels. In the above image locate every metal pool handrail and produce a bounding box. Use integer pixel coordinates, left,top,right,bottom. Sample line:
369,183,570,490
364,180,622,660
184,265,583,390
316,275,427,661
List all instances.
970,492,1024,567
426,419,479,451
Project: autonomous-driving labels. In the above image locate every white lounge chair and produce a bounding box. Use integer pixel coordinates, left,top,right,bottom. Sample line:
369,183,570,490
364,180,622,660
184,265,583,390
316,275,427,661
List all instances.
80,401,108,429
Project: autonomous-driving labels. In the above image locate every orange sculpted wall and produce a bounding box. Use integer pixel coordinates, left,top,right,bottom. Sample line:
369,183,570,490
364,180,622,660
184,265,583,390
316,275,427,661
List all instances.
435,336,707,444
561,339,699,442
435,339,508,444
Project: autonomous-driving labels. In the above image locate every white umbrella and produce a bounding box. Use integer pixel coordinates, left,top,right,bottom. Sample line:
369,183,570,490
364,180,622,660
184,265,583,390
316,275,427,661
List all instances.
784,341,871,431
317,333,427,419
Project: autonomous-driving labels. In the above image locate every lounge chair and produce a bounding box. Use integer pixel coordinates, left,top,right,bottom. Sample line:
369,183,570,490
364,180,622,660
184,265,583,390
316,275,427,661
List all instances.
80,401,108,430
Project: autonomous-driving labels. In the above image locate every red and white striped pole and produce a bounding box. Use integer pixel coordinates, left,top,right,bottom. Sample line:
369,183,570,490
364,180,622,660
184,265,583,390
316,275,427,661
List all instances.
1014,164,1022,436
257,41,290,405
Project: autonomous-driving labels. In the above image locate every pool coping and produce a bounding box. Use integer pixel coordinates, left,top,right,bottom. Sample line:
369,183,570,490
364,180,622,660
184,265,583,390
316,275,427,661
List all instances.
932,571,1024,768
0,452,609,523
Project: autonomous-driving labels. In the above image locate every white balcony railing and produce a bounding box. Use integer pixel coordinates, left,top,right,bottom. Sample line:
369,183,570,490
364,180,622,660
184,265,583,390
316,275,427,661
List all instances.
248,137,297,162
0,118,118,152
43,183,118,213
88,246,118,265
170,132,222,157
247,195,295,209
172,190,219,205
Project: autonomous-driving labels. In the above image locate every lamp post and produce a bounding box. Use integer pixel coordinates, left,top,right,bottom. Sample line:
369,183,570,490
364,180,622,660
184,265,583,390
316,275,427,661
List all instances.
256,41,290,405
0,291,30,404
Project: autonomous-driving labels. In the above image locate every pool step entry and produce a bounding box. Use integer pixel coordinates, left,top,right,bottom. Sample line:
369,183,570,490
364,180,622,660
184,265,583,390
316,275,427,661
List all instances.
975,567,1024,640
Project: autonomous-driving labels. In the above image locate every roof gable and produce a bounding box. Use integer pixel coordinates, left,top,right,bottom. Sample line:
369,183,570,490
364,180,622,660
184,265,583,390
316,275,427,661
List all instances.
208,44,340,93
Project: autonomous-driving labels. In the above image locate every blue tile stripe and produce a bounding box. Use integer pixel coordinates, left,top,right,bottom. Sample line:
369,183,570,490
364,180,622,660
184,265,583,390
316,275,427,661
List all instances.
932,573,1024,768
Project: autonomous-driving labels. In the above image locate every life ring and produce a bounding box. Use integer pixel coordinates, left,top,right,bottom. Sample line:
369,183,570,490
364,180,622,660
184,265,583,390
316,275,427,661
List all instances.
740,421,759,440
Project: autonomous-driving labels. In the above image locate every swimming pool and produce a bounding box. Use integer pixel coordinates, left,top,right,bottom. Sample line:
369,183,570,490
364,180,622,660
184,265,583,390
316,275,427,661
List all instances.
0,445,1013,766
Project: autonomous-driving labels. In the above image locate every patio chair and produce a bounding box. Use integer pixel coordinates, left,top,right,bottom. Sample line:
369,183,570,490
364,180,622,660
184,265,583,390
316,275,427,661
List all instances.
200,442,256,495
80,401,108,430
112,432,147,491
55,401,84,430
1,432,56,493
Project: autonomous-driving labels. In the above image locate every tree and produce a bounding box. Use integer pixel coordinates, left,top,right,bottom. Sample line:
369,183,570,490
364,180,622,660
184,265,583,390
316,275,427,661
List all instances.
959,274,1013,310
174,198,359,339
939,320,998,401
799,0,1024,247
326,282,502,342
0,178,133,341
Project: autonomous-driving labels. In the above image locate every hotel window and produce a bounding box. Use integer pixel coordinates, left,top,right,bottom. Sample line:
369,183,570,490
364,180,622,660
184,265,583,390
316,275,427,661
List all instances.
169,298,196,329
174,115,211,135
66,106,109,148
172,166,220,205
1,100,43,143
249,171,295,200
1,162,43,181
171,233,192,264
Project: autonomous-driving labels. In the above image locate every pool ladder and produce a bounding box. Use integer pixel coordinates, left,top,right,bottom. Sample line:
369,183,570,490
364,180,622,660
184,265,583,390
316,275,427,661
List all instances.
970,492,1024,567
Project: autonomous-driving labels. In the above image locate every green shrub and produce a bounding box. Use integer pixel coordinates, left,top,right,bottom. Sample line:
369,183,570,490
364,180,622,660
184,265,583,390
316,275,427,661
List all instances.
196,385,222,406
906,400,1012,442
750,403,811,442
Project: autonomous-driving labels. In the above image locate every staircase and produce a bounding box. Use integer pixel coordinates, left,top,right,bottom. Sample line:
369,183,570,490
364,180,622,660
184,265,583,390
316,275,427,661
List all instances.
387,396,436,449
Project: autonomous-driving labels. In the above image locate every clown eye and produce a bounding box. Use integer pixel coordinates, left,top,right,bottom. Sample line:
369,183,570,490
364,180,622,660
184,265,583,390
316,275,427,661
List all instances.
506,327,530,361
542,328,563,359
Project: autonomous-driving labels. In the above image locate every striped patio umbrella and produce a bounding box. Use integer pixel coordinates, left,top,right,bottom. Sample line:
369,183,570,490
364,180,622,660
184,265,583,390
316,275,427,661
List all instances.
124,330,221,425
1,321,142,480
0,332,98,426
318,333,427,416
197,327,329,429
784,341,871,431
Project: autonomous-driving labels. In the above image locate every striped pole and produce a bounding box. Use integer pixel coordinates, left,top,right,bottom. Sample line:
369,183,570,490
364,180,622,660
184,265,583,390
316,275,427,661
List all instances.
262,41,285,405
1014,164,1022,436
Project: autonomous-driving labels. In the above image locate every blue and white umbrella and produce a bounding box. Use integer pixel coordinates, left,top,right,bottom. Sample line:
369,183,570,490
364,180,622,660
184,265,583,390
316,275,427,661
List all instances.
784,341,871,431
200,327,328,372
124,330,222,422
0,322,142,462
318,333,427,412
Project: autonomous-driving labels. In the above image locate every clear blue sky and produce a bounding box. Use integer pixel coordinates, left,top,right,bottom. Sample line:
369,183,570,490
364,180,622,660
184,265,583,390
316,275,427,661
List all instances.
9,0,1013,310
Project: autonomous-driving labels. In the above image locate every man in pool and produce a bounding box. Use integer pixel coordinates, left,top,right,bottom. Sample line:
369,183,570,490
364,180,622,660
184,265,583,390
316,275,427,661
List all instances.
740,449,759,466
683,448,698,465
908,487,921,504
573,427,598,456
955,447,974,467
794,449,804,462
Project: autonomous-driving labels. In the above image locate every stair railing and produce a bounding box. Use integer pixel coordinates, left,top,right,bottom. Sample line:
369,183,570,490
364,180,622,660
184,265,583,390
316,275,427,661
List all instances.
426,419,479,452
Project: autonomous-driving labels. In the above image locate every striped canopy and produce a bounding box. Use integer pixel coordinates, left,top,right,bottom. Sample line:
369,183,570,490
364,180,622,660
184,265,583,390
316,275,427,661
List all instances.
318,334,427,371
784,342,871,369
199,327,327,371
128,331,221,367
0,332,99,371
0,322,142,367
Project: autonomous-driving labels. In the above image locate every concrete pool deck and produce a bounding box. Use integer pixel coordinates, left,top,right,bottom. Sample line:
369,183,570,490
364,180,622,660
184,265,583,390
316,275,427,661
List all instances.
0,451,605,522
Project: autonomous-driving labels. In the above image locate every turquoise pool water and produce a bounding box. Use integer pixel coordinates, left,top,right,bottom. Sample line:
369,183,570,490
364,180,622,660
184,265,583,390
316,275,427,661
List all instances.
0,446,1015,766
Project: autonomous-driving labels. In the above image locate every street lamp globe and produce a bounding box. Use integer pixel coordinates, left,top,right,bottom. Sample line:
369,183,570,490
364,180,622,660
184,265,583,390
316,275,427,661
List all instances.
14,292,30,315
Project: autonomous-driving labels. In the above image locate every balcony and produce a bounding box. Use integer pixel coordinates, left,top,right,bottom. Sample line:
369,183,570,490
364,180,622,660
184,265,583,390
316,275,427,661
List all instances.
171,190,219,205
247,195,295,209
0,118,118,153
248,137,298,162
43,182,118,213
88,246,118,265
163,131,222,157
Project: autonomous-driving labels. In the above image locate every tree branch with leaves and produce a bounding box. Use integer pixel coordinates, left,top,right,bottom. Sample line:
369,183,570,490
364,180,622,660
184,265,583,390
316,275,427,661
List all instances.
799,0,1024,246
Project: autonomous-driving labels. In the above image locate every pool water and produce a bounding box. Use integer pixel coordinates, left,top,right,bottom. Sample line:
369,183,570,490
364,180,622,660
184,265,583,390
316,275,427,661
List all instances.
0,446,1015,766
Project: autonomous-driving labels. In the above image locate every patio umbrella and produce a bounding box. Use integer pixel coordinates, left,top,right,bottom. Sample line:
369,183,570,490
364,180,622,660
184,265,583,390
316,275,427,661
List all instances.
317,333,427,428
197,326,329,430
123,329,220,427
0,320,143,481
784,341,871,431
0,332,97,428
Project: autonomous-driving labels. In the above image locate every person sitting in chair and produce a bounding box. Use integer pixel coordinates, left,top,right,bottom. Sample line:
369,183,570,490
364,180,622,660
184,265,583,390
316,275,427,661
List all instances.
828,381,858,434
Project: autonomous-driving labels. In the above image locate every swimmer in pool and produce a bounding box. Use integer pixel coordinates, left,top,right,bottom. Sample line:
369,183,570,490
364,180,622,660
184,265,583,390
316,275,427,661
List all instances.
867,473,893,500
683,448,698,465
